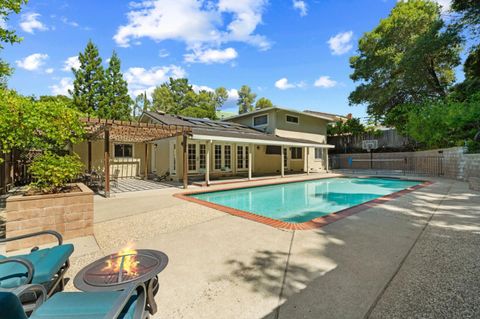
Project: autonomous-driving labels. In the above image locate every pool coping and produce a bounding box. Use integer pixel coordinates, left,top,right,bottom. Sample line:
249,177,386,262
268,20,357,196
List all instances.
174,176,433,230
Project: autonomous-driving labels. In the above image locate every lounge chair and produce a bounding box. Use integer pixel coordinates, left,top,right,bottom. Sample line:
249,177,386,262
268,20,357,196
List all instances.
0,230,73,311
0,282,148,319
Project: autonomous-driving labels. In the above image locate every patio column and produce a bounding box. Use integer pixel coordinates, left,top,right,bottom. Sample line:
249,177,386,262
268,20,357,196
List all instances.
205,140,211,186
182,133,188,189
280,146,285,177
248,145,252,180
87,140,92,172
104,128,110,198
306,147,310,175
144,143,148,180
325,148,329,172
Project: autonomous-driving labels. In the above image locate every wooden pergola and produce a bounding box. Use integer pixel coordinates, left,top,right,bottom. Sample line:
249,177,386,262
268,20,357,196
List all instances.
81,117,192,196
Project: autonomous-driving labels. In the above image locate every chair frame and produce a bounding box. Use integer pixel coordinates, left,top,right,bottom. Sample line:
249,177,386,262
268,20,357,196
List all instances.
0,230,71,299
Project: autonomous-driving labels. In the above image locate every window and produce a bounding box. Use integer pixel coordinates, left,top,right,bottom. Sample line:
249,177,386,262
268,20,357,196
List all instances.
199,144,206,169
291,147,303,160
286,115,299,124
188,144,197,171
253,114,268,127
214,145,222,170
265,145,281,155
315,148,323,160
245,146,249,168
224,145,231,169
237,146,244,169
114,144,133,158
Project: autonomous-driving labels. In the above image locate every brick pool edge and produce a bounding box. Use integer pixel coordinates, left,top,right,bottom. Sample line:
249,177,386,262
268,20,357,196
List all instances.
174,178,433,230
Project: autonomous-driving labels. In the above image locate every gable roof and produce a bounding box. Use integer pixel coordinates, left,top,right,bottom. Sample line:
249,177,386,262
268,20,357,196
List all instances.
223,106,337,122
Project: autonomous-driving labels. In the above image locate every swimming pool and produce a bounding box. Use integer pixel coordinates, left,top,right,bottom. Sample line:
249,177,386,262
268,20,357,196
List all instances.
186,177,423,226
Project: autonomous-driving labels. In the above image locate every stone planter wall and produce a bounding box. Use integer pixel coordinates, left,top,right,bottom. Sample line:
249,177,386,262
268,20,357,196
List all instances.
6,183,94,251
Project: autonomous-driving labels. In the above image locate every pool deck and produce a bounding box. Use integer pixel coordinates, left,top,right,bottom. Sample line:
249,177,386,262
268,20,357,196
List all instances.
7,173,480,318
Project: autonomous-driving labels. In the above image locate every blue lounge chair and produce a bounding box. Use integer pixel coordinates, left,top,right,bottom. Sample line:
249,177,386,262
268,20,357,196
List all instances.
0,230,73,310
0,282,148,319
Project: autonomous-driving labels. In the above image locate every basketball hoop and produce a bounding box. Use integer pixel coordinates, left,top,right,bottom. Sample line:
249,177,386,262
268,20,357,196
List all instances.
362,140,378,152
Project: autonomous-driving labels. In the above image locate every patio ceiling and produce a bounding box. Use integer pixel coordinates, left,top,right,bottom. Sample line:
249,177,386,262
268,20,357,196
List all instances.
81,117,192,143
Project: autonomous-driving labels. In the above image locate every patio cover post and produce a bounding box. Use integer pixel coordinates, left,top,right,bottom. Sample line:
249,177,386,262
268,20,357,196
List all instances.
325,148,329,172
144,143,148,180
104,128,110,198
87,141,92,172
205,140,211,186
280,147,285,177
182,133,188,189
248,145,252,180
306,147,310,175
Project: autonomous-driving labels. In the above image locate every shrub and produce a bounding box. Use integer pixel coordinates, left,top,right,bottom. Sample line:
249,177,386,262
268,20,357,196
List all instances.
29,152,84,193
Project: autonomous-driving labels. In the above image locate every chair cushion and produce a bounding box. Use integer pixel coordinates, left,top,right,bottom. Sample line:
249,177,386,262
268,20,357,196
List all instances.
0,291,28,319
29,291,139,319
0,244,73,289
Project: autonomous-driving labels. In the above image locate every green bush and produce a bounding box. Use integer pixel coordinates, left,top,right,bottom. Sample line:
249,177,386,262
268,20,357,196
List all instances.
29,152,84,193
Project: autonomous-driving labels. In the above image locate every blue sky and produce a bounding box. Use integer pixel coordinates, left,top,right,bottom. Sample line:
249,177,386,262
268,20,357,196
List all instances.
4,0,455,119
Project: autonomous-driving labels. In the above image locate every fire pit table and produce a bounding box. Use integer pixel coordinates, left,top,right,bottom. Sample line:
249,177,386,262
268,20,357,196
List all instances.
73,249,168,315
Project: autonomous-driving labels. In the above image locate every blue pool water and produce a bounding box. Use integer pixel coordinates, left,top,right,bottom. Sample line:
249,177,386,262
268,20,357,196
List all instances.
188,177,421,223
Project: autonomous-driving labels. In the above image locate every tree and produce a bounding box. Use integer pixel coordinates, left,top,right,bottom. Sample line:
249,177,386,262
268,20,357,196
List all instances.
99,51,132,120
0,0,27,85
71,40,105,115
214,87,228,110
255,97,273,109
452,0,480,35
237,85,257,114
349,0,462,126
133,91,151,118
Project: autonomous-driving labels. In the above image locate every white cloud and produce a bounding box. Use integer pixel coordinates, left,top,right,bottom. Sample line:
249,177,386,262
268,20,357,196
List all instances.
314,76,337,88
292,0,307,16
158,49,169,58
50,77,73,95
15,53,48,71
113,0,270,55
124,64,187,97
60,16,79,27
45,68,54,74
192,84,215,93
274,77,305,90
327,31,353,55
62,56,80,71
184,47,238,64
19,13,48,33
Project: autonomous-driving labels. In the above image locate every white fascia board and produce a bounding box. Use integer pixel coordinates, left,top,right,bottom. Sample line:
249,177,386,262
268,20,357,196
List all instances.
191,134,335,148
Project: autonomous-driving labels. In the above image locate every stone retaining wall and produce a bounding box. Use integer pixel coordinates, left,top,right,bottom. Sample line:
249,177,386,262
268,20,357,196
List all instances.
6,183,93,251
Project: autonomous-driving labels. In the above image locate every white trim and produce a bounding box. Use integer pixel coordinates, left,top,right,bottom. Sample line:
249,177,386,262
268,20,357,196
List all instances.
285,114,299,125
224,106,335,122
252,114,269,128
191,134,335,148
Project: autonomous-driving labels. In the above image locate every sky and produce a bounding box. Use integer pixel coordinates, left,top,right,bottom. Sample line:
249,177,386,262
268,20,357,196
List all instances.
3,0,456,120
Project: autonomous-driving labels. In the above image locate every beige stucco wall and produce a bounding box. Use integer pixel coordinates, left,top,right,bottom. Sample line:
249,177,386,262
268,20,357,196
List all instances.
73,141,151,178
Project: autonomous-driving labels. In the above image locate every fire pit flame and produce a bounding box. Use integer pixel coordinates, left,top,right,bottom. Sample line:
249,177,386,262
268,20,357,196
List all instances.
103,245,139,277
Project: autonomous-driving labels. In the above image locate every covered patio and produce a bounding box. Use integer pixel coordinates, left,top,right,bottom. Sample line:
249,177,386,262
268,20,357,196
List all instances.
81,117,191,197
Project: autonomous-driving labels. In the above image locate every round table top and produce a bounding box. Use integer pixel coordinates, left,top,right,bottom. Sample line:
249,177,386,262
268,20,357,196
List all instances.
74,249,168,292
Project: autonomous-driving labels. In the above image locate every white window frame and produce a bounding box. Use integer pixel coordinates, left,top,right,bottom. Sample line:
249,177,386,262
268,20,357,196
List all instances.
169,140,176,175
285,114,299,125
213,143,233,172
236,145,250,171
113,143,134,159
290,147,303,161
314,147,323,161
252,114,269,127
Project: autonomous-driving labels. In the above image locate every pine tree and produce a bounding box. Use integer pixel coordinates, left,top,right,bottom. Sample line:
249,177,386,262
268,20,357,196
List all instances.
99,51,132,120
237,85,257,114
70,40,105,115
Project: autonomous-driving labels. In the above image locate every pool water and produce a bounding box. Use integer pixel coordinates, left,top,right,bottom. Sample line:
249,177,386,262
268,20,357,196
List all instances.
188,177,421,223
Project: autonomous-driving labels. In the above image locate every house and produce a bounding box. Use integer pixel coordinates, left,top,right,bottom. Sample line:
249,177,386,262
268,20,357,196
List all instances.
73,106,336,190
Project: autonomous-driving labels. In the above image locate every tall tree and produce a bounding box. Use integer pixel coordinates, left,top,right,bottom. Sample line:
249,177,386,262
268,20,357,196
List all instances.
237,85,257,114
133,91,151,118
0,0,27,86
99,51,132,120
349,0,462,125
71,40,105,115
452,0,480,35
255,97,273,109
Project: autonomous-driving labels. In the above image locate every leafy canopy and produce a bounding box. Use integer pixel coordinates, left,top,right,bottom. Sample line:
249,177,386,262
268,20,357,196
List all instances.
151,78,229,120
237,85,257,114
255,97,273,109
349,0,462,124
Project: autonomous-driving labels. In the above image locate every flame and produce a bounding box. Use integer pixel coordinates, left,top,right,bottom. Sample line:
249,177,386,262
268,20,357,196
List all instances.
103,244,139,277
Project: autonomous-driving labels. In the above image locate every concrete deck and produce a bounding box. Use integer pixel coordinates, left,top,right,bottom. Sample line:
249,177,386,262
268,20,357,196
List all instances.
7,173,480,318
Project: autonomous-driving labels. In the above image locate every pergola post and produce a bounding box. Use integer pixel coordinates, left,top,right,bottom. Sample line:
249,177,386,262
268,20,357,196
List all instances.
144,143,148,180
281,147,285,177
104,128,110,198
205,140,211,186
248,145,252,180
87,141,92,172
325,148,329,172
306,147,310,175
182,133,188,189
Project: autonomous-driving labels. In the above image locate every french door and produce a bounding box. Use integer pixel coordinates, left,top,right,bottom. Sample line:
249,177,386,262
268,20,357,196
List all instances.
214,144,232,172
236,145,250,171
187,143,207,173
283,147,290,170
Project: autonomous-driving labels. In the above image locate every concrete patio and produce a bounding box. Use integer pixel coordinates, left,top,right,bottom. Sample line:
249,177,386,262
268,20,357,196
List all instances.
7,173,480,318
